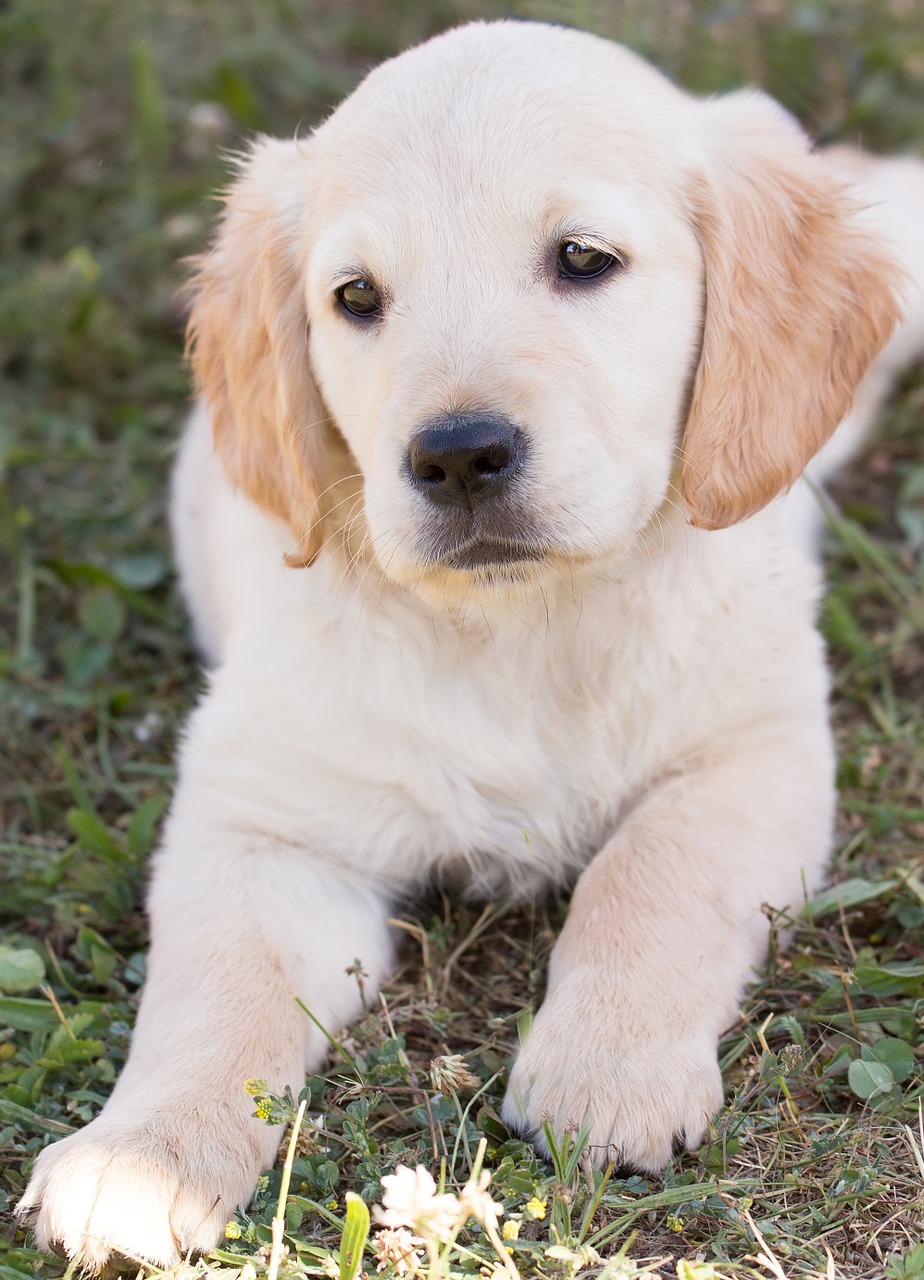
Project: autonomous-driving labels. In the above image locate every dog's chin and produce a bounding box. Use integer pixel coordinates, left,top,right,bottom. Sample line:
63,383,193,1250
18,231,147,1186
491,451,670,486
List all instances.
444,539,545,571
382,537,603,611
410,563,554,610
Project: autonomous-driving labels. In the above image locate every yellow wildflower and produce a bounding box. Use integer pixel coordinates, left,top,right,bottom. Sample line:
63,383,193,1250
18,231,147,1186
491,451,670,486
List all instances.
525,1196,546,1220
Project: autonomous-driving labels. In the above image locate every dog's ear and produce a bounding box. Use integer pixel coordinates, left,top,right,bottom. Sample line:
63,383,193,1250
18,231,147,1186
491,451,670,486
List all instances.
186,138,327,566
681,93,902,530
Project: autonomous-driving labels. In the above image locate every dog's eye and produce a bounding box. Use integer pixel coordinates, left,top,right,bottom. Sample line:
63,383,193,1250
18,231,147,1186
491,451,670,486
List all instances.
557,242,621,280
336,278,383,318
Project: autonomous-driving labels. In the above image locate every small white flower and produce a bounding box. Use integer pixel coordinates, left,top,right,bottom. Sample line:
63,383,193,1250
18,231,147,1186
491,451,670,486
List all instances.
458,1169,503,1232
376,1165,461,1242
133,710,164,744
187,102,232,136
429,1054,480,1094
373,1226,425,1275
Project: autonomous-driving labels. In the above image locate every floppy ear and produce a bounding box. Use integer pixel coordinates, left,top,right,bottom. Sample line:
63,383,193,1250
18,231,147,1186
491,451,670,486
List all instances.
186,137,328,566
681,93,903,529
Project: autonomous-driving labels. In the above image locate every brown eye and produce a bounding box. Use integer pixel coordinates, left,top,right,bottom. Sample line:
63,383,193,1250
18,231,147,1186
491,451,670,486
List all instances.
337,277,383,318
557,241,620,280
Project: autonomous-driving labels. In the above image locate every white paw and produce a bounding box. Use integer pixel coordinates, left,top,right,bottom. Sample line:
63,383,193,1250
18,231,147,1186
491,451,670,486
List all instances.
501,972,724,1172
17,1106,273,1270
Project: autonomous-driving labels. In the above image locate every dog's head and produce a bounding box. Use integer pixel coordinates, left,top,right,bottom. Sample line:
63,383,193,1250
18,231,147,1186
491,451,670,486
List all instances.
188,21,900,596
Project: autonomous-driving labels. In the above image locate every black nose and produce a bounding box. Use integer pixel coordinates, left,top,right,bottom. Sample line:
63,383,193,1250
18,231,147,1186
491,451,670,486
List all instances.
406,414,523,508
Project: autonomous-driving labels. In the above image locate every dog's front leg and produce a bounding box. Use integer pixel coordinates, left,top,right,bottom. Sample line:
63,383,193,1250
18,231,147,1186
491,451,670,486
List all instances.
503,724,834,1171
17,813,392,1270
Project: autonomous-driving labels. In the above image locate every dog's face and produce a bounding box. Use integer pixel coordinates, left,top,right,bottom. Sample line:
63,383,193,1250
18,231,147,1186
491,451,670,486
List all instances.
302,35,704,592
189,22,899,597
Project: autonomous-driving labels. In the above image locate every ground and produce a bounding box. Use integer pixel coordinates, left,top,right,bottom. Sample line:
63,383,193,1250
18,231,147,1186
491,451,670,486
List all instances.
0,2,922,1278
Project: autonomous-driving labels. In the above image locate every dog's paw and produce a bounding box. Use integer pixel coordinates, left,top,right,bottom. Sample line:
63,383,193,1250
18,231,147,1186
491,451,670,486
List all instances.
17,1108,269,1270
501,972,724,1172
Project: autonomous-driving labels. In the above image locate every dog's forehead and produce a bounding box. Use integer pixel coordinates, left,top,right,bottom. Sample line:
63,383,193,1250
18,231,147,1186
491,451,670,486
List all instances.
310,21,688,202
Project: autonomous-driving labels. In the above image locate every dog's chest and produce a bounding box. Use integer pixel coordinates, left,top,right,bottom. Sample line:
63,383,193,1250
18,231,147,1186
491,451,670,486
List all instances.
199,542,804,897
274,584,694,894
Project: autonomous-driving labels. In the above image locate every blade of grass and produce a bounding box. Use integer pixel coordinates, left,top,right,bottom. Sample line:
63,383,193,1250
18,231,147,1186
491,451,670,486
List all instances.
267,1096,307,1280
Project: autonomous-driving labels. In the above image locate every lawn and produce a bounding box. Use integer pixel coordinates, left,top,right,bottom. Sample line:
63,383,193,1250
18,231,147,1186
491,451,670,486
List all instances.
1,1,922,1277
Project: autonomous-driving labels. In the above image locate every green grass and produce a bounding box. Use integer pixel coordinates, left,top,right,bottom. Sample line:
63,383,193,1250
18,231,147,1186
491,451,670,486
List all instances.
1,1,923,1277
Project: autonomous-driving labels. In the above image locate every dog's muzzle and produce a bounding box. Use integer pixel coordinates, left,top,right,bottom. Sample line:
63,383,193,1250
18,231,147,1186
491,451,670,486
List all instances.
404,412,546,571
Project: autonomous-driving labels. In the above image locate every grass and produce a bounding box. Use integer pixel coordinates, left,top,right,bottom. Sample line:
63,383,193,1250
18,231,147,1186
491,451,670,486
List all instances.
1,0,923,1276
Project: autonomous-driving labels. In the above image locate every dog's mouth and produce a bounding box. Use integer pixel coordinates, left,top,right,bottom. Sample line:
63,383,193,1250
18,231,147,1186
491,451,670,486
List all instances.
416,500,548,574
443,538,546,570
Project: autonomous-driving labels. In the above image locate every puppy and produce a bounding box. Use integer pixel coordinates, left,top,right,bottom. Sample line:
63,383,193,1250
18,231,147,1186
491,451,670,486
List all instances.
19,19,924,1270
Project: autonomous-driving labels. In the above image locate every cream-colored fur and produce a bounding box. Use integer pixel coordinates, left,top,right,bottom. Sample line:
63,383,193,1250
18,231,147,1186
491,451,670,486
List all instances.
18,20,924,1269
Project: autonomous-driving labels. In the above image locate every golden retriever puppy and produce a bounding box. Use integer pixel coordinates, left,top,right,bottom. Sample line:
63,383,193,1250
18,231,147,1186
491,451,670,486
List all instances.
19,19,924,1270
